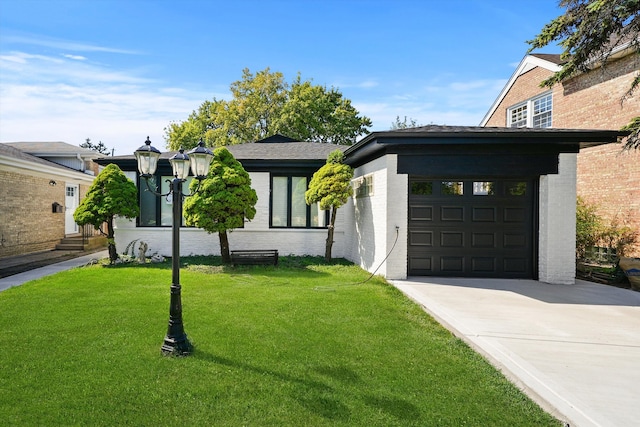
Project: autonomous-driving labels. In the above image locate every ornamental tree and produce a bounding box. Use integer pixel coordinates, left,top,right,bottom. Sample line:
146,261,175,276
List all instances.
183,147,257,263
305,150,353,262
73,163,139,263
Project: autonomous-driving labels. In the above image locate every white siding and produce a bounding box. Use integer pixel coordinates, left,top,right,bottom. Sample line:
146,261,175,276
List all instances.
538,153,577,284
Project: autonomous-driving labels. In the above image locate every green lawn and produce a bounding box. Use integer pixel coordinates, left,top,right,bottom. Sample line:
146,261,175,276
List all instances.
0,257,560,426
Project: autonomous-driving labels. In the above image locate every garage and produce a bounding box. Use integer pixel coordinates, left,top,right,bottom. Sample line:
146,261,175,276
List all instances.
408,177,536,278
344,125,621,283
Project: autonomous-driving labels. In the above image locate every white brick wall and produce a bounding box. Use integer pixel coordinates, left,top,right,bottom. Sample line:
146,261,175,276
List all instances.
385,155,408,280
538,153,577,284
345,154,407,280
114,171,346,258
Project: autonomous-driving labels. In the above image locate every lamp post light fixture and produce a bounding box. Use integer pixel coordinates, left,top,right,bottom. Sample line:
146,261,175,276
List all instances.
134,136,213,356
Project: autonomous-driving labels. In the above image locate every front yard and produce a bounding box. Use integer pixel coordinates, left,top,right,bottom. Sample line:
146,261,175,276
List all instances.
0,257,560,426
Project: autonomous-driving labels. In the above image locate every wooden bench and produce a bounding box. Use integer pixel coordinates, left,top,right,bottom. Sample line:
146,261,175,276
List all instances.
231,250,279,266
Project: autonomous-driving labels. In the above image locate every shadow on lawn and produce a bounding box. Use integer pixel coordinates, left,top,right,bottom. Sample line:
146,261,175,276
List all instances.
194,350,333,391
194,349,420,422
194,349,351,419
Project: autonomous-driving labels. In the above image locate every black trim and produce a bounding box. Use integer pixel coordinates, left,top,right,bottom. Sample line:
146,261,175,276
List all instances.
397,154,560,177
269,174,329,229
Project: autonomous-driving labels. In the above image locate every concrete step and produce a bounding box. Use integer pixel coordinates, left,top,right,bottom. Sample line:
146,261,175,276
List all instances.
56,236,84,251
55,236,107,251
56,243,84,251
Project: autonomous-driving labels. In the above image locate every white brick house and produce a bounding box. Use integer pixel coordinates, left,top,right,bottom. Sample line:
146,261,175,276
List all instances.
100,127,619,285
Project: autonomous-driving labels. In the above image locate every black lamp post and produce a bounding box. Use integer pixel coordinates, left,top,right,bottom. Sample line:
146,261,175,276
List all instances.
134,136,213,356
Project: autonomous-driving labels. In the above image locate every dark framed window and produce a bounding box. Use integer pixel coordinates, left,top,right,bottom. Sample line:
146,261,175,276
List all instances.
270,175,328,228
137,175,193,227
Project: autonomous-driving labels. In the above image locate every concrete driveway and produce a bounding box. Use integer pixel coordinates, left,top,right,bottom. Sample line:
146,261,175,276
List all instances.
391,277,640,427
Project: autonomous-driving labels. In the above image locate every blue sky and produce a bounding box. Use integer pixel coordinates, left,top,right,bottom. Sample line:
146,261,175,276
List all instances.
0,0,563,155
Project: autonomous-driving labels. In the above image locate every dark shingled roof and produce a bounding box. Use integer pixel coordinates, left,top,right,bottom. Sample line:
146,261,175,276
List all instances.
530,53,564,65
97,140,347,173
104,141,345,163
254,134,298,143
353,124,623,140
344,125,624,165
226,142,346,160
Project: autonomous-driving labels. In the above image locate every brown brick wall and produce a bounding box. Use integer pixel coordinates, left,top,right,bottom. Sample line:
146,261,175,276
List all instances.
484,66,556,127
576,145,640,255
487,54,640,255
0,170,66,258
554,54,639,130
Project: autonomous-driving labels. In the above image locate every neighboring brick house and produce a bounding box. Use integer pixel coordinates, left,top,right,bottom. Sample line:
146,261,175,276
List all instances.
481,46,640,256
100,127,619,285
0,142,99,258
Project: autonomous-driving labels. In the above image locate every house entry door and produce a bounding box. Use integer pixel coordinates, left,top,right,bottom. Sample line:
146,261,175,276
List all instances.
65,184,79,235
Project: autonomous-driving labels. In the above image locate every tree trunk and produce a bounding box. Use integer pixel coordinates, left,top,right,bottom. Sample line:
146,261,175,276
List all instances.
219,230,231,264
325,206,337,262
107,216,118,264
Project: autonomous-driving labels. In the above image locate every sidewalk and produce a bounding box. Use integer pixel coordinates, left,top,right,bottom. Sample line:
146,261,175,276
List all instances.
391,277,640,427
0,250,109,292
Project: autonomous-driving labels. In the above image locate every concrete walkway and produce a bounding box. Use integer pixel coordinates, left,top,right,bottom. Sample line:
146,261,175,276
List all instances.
390,277,640,427
0,250,109,292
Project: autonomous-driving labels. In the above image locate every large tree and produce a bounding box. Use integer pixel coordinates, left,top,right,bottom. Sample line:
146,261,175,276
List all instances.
527,0,640,149
183,147,257,263
305,150,353,262
165,68,371,150
73,164,139,263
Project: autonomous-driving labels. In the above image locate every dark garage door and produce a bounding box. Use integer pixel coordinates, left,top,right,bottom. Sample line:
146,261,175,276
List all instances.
408,178,535,278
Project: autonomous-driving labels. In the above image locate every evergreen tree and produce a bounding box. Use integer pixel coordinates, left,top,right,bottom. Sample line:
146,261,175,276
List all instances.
183,147,257,263
74,164,139,263
528,0,639,149
305,150,353,262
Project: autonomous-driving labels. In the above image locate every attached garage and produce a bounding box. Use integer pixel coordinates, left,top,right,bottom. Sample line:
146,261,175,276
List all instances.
344,126,622,283
408,178,535,278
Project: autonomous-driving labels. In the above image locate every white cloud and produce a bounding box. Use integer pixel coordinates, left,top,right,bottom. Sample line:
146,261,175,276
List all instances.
0,50,214,154
352,77,508,130
4,34,139,55
62,54,87,61
358,80,379,89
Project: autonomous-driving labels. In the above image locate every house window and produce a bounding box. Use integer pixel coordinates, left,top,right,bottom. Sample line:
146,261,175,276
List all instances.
138,175,193,227
508,93,552,128
271,175,328,228
353,174,374,198
509,104,528,128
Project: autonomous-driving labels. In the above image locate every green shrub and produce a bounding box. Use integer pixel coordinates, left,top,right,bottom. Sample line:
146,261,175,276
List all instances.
576,197,603,259
576,197,639,261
